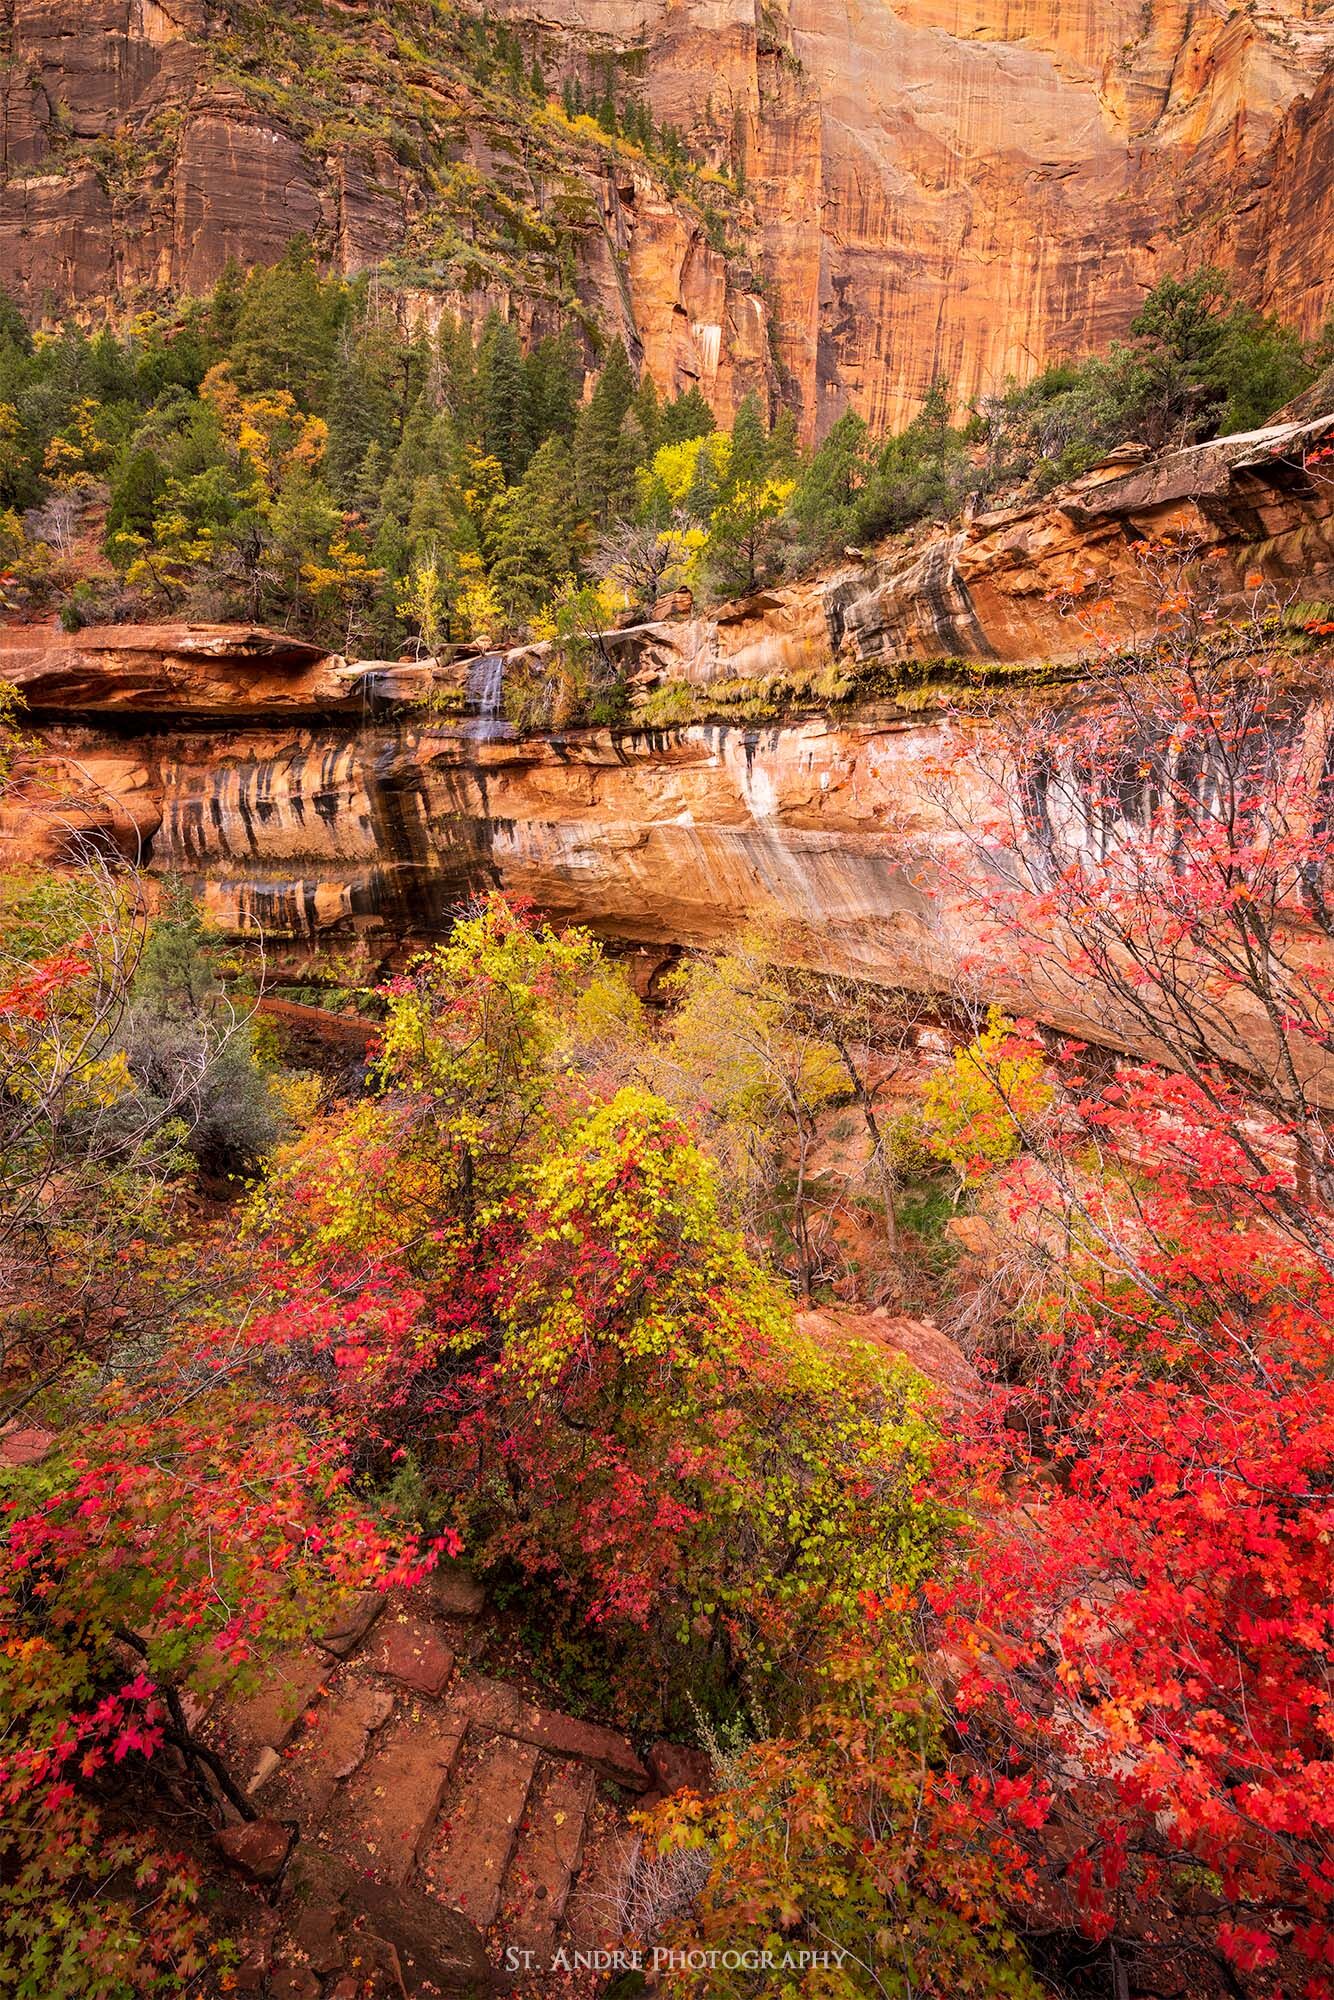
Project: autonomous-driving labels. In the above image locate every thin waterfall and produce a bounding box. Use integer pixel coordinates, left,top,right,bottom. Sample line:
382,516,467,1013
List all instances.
463,652,509,741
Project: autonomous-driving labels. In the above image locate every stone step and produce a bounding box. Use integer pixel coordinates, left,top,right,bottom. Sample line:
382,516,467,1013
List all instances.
429,1560,486,1622
317,1588,385,1660
282,1851,490,1996
445,1676,649,1791
363,1609,456,1697
500,1755,597,1959
212,1647,331,1782
422,1731,542,1930
260,1683,396,1824
327,1713,464,1885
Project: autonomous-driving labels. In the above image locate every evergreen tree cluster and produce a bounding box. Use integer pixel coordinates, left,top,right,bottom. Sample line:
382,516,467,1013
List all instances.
555,50,699,180
0,245,736,660
0,250,1324,697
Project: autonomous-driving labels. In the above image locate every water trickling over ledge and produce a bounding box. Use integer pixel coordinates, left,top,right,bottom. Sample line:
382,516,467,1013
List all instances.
462,653,511,743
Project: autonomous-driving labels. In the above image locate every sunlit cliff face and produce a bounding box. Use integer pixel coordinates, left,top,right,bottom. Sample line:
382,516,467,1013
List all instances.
497,0,1334,434
1,1,1332,442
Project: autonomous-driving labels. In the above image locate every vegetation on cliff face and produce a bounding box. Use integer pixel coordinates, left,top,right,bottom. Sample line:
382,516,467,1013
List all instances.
788,269,1334,567
0,254,1327,730
205,2,747,294
5,11,1334,1997
5,580,1334,1995
12,1,751,324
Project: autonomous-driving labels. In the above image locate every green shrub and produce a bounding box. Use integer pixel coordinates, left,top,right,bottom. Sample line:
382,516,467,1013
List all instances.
921,1008,1052,1184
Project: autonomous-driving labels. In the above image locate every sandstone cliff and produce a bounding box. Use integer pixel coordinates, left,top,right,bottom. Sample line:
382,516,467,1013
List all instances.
0,0,772,421
10,412,1334,1068
625,412,1334,697
23,653,1333,1079
493,0,1334,431
3,1,1333,440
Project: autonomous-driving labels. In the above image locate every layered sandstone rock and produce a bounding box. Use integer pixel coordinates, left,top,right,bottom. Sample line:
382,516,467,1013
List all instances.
0,623,349,715
1210,56,1334,343
27,662,1331,1085
641,412,1334,689
0,0,773,426
13,706,980,981
8,415,1334,1060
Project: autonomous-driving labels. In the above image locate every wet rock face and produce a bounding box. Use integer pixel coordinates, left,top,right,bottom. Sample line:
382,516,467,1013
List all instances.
17,636,1334,1081
7,417,1334,1061
16,708,957,987
135,719,937,972
34,696,1233,1022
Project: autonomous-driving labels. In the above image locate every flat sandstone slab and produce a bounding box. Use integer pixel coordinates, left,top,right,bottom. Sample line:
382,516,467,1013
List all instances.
334,1716,463,1885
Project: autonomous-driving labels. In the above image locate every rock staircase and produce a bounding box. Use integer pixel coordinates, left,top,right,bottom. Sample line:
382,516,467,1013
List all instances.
201,1568,660,1998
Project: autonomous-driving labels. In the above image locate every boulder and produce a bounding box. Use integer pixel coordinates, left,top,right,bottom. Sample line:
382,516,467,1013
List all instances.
215,1816,295,1885
646,1740,714,1798
283,1852,491,1995
796,1307,984,1412
429,1561,487,1621
0,625,352,717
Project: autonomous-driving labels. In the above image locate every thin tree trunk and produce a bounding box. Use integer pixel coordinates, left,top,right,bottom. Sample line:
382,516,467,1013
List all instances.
830,1027,898,1257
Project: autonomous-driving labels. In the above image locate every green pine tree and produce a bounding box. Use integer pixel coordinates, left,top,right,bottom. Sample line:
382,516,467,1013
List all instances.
105,448,167,563
787,409,871,556
524,330,580,445
325,315,403,505
597,57,618,135
491,436,585,627
633,373,662,456
352,440,390,527
478,313,533,481
268,462,340,623
206,260,246,363
726,391,769,490
661,385,715,444
438,315,482,443
573,340,638,525
228,240,344,407
0,285,31,356
768,407,800,477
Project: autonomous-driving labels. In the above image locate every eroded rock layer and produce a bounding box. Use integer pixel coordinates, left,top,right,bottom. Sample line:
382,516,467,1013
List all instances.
631,414,1334,691
8,413,1334,1062
17,710,968,984
24,670,1333,1091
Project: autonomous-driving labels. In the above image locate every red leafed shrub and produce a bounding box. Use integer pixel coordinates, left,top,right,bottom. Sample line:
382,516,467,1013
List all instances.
926,564,1334,1992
